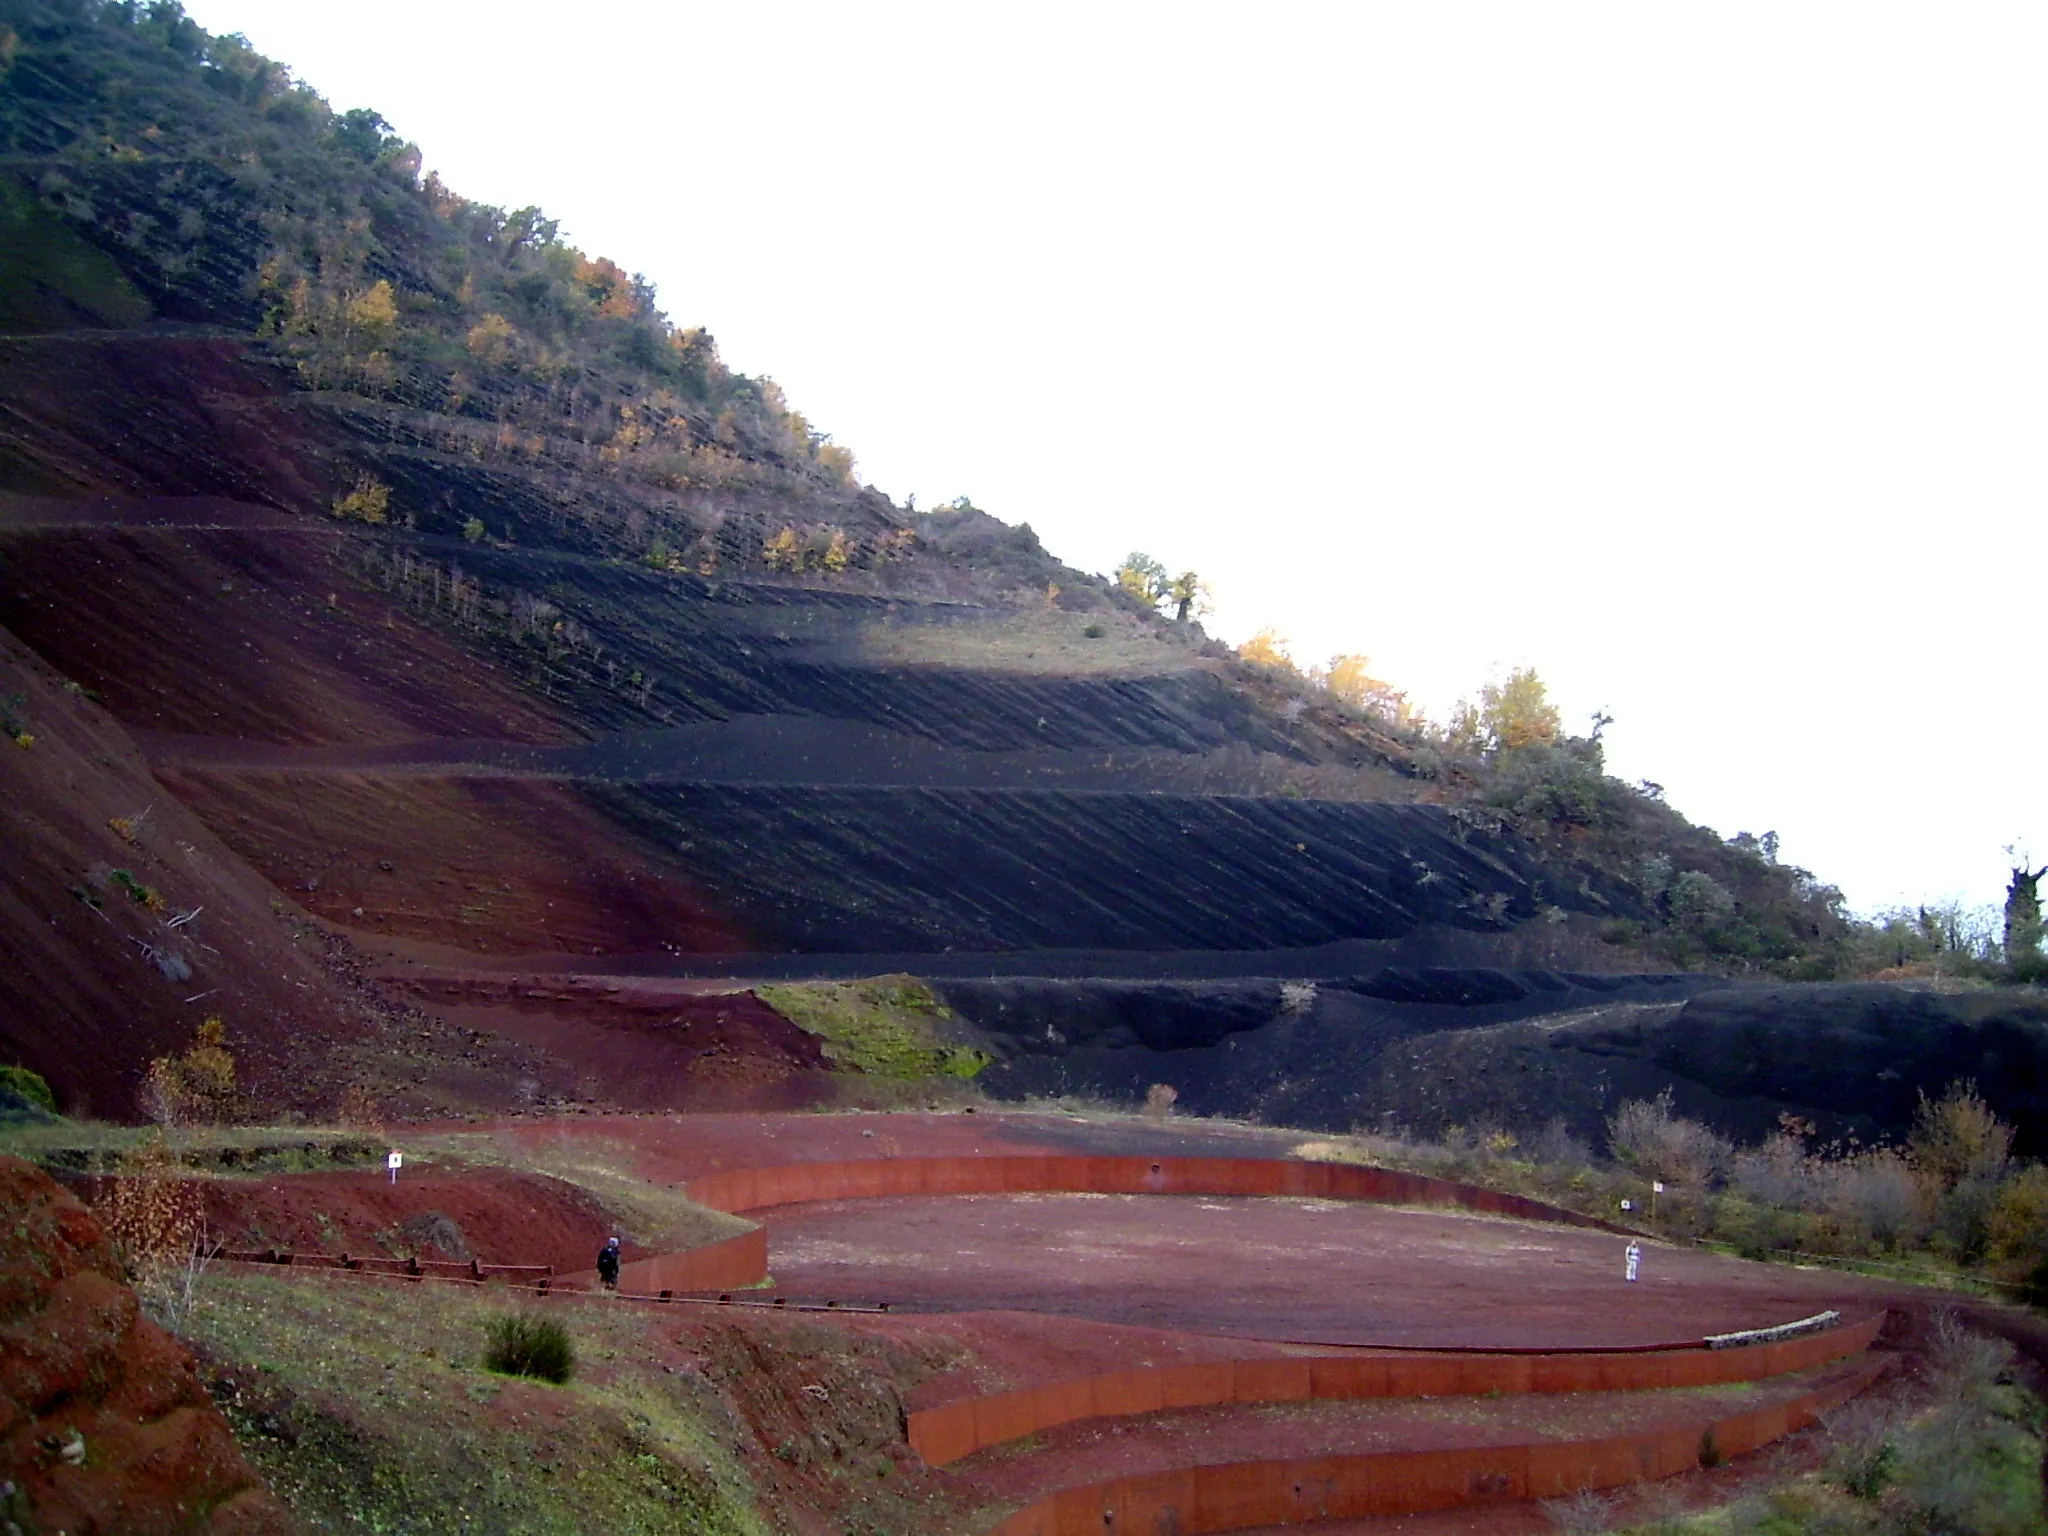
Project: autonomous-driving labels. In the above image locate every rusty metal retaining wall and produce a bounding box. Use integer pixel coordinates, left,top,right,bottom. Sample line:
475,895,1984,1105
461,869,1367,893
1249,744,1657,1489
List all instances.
909,1312,1884,1465
615,1227,768,1294
981,1359,1887,1535
685,1155,1631,1233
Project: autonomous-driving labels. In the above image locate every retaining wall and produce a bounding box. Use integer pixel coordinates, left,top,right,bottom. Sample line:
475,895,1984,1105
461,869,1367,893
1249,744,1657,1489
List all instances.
685,1155,1630,1233
981,1359,1887,1535
910,1312,1883,1465
615,1227,768,1294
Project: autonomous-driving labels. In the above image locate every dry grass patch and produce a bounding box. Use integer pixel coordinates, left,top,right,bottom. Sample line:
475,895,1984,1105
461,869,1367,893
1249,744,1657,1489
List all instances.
855,608,1199,676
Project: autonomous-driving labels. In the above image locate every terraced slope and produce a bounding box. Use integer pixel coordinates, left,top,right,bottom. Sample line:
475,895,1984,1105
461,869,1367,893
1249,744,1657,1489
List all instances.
7,451,2045,1141
0,480,1638,968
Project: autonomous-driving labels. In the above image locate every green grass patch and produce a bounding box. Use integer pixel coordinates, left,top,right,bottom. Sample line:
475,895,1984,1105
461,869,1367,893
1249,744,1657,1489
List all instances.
757,976,989,1080
482,1313,574,1383
189,1272,770,1536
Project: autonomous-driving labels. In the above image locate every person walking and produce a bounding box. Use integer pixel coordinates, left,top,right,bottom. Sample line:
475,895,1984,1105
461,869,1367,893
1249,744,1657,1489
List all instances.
597,1236,622,1292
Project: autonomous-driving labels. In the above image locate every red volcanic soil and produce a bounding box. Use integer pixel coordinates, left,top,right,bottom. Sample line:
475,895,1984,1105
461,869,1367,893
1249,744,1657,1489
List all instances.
157,766,746,956
0,335,326,508
184,1164,635,1275
0,497,572,748
0,498,747,960
755,1192,1884,1347
1,1157,291,1535
0,622,371,1118
385,979,831,1109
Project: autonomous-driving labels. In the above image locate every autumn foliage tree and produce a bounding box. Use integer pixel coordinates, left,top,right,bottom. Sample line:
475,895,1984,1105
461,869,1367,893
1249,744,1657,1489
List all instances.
1165,570,1207,624
1236,627,1296,673
1908,1081,2013,1193
1313,654,1410,723
139,1016,238,1126
1115,555,1209,623
1478,667,1561,752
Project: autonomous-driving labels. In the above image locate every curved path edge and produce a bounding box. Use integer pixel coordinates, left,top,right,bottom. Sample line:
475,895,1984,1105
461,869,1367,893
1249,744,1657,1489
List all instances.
911,1312,1884,1466
681,1153,1634,1232
980,1357,1889,1535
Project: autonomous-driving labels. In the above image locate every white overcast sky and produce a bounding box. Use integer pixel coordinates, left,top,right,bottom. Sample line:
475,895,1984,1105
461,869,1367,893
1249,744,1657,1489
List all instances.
186,2,2044,916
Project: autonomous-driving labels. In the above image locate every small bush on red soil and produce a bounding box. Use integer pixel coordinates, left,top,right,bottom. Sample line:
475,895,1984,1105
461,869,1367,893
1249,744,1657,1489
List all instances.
482,1314,574,1384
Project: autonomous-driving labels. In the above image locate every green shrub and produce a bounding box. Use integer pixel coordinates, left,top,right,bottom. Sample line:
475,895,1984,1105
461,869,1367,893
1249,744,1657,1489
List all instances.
0,1065,56,1115
1698,1425,1723,1468
482,1314,574,1383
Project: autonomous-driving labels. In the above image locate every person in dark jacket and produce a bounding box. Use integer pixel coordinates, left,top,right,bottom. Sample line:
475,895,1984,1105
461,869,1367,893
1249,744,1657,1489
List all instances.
597,1236,622,1290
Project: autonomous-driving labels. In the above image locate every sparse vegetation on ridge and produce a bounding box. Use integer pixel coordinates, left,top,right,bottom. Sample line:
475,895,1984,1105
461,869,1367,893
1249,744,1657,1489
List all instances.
0,1116,382,1170
1296,1080,2048,1306
0,2,1142,612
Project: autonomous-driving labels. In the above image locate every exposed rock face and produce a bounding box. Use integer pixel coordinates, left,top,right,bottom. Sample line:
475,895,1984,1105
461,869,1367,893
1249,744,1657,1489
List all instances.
0,1157,288,1535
